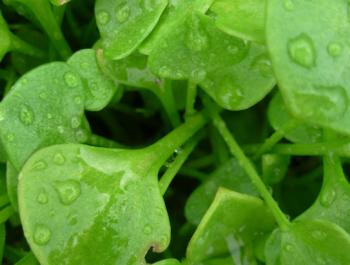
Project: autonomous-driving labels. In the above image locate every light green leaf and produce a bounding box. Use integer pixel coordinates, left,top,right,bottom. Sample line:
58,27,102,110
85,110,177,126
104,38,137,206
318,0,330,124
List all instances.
95,0,168,59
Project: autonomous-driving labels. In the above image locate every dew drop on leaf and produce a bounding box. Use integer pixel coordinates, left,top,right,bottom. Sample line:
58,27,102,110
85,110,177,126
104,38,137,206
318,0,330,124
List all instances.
37,191,49,204
19,105,34,125
33,225,51,245
327,42,342,57
284,244,293,252
64,72,79,87
53,152,65,165
311,230,327,240
97,11,110,25
75,129,89,142
283,0,295,11
190,69,207,82
54,180,81,205
288,34,316,68
116,3,130,23
143,225,153,235
0,109,5,121
6,133,15,142
227,45,239,55
70,116,81,129
32,161,47,170
320,189,336,208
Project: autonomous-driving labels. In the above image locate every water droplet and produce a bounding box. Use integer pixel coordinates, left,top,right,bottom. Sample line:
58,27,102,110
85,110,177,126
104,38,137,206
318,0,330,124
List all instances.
284,0,294,11
97,11,110,25
320,189,336,207
284,244,293,252
190,69,207,82
64,72,79,87
39,92,48,100
75,129,89,142
143,225,152,235
116,3,130,23
33,225,51,245
53,152,65,165
312,230,327,240
159,66,171,77
6,133,15,142
19,105,34,125
37,191,49,204
294,85,348,121
316,257,327,265
71,116,81,129
288,34,316,68
218,81,244,107
327,42,342,57
74,96,82,105
252,55,273,77
185,16,208,52
47,113,53,119
32,160,47,170
227,45,239,55
57,126,65,134
55,180,81,205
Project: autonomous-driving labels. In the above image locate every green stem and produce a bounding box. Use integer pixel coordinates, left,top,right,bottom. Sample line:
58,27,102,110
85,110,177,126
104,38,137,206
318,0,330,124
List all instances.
209,124,230,165
87,134,125,149
205,101,290,230
185,81,197,119
0,194,10,208
255,119,299,158
146,112,207,168
179,167,207,181
159,133,202,195
0,205,15,223
24,0,72,59
10,34,46,58
15,252,39,265
159,79,181,127
186,154,215,169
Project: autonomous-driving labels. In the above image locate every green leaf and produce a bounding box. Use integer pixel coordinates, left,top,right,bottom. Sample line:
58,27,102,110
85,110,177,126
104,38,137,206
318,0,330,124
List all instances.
139,0,214,54
149,12,248,81
266,0,350,135
268,92,322,144
298,154,350,234
67,49,120,111
18,113,206,265
95,0,168,60
0,62,90,171
149,13,274,110
210,0,266,43
265,220,350,265
185,158,258,225
187,188,276,264
49,0,71,6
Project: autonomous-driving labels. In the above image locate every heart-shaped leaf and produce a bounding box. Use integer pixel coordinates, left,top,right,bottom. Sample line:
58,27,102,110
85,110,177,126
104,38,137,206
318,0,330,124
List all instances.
185,158,258,225
18,113,207,265
266,0,350,135
210,0,266,43
187,188,276,265
67,49,120,111
265,219,350,265
95,0,168,60
0,62,89,171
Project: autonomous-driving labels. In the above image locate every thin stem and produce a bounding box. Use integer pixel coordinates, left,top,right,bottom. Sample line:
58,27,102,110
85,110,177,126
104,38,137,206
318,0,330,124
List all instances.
159,133,202,195
244,140,350,157
186,154,215,169
87,134,125,148
10,34,46,58
15,252,39,265
255,119,299,158
179,167,208,181
204,101,290,230
0,205,15,223
146,112,207,169
209,125,230,166
185,81,197,119
159,79,181,127
29,0,72,59
0,194,10,208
